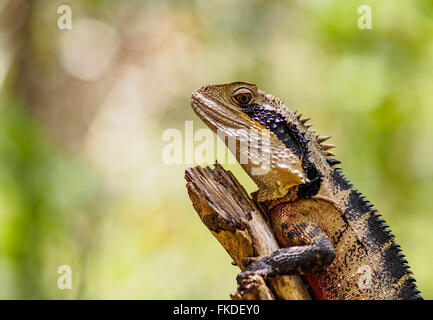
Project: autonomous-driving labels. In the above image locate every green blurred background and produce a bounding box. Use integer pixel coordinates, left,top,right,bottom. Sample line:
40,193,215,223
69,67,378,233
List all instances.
0,0,432,299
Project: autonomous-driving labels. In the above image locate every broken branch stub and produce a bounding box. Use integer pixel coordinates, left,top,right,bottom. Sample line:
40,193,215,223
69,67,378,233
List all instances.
185,163,310,300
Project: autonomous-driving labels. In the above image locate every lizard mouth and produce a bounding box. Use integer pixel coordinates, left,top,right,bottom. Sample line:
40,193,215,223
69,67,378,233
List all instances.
191,94,218,131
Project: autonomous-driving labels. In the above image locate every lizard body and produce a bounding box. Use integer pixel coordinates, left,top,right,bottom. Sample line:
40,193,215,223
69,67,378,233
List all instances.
191,82,421,300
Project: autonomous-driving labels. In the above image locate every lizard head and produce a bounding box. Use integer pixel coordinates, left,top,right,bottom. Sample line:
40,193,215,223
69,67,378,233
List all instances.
191,82,311,202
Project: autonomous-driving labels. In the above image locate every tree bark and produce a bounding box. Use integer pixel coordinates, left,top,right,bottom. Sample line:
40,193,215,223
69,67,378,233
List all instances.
185,162,311,300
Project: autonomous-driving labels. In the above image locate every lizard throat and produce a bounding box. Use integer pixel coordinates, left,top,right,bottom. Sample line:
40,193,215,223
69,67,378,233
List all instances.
241,103,323,198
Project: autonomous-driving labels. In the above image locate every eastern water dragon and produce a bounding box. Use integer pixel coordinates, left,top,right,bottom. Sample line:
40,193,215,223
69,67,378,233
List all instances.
190,82,422,300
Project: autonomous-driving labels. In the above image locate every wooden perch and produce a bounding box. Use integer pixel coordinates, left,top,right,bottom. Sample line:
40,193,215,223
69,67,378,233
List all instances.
185,162,311,300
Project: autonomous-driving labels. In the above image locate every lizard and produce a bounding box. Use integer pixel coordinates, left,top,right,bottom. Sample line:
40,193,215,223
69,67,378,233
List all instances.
190,81,422,300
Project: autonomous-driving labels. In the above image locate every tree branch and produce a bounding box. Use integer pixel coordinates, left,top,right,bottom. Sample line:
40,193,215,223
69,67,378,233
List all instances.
185,162,311,300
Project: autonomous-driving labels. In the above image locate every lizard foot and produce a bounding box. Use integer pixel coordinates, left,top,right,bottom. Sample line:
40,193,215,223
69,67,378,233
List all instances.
237,258,277,282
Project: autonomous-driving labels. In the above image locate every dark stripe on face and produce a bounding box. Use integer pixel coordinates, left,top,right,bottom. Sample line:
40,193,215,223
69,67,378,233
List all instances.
241,104,321,197
242,104,307,158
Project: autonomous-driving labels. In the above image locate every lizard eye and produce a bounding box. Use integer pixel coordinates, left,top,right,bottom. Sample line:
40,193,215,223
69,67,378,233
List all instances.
232,88,254,106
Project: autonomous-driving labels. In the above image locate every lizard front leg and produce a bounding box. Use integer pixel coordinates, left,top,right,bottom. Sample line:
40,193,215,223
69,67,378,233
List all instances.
238,217,335,280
